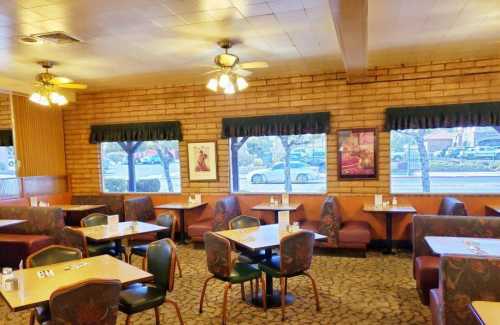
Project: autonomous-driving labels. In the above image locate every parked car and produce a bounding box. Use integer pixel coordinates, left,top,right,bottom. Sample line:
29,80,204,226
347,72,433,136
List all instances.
138,156,162,165
461,146,500,160
247,161,320,184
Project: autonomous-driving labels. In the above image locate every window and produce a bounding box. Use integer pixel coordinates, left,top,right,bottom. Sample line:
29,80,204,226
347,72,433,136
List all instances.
230,134,327,193
101,140,181,193
0,146,15,178
390,126,500,194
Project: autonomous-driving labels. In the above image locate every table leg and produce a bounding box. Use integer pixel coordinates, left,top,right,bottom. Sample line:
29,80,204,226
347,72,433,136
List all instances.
178,209,187,244
384,212,394,255
274,211,279,224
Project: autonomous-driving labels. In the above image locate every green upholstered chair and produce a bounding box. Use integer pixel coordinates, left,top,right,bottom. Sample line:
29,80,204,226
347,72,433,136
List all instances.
80,213,125,261
119,239,183,325
26,245,83,325
199,232,266,324
259,230,320,321
128,214,182,277
228,215,268,263
228,215,260,230
49,279,121,325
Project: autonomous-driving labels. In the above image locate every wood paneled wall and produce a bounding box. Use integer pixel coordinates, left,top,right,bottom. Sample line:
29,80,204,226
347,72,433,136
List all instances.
0,93,12,129
11,95,66,177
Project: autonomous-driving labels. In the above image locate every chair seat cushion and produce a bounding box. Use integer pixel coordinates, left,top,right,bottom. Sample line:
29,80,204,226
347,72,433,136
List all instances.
300,221,320,232
429,288,443,325
339,221,371,244
87,241,117,257
259,255,282,278
415,255,440,305
131,244,148,257
187,220,212,239
222,263,261,284
119,284,165,314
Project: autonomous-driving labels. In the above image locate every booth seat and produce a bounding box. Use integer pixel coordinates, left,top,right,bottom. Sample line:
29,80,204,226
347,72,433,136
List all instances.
412,214,500,305
0,206,65,268
188,195,245,242
430,255,500,325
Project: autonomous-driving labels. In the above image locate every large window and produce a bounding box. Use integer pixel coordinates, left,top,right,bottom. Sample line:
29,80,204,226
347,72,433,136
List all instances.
101,140,181,193
0,146,15,178
230,134,326,193
390,126,500,194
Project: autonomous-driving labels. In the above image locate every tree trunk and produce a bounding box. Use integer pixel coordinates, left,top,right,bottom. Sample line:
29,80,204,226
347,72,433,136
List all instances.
118,141,142,192
154,144,174,192
415,130,431,193
230,137,248,192
279,136,292,193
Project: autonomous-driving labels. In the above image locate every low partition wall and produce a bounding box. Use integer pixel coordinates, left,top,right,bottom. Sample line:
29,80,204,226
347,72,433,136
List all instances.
121,193,500,241
0,175,71,205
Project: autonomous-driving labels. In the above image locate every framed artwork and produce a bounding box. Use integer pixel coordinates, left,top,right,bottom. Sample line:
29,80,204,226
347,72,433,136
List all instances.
187,141,218,181
337,128,377,180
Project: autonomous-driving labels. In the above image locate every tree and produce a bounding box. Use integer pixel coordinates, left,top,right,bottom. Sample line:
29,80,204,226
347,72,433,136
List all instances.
154,141,178,192
118,141,142,192
230,137,248,192
395,130,431,192
279,135,311,193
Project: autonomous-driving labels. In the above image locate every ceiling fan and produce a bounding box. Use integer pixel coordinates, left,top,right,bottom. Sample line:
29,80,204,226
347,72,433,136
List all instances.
30,61,87,106
205,40,269,94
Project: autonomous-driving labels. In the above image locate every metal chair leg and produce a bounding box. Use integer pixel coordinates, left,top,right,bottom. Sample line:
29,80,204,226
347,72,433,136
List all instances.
154,306,160,325
280,277,286,321
29,310,35,325
240,283,245,301
255,277,259,301
141,256,146,270
304,272,320,311
261,273,267,311
175,255,182,278
222,282,232,325
165,298,185,325
125,315,132,325
199,276,214,313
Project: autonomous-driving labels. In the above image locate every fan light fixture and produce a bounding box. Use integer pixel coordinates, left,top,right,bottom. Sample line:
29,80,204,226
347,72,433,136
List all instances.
29,88,68,106
206,72,248,95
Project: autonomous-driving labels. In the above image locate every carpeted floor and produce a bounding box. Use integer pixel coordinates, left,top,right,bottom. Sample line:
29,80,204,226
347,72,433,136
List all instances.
0,246,431,325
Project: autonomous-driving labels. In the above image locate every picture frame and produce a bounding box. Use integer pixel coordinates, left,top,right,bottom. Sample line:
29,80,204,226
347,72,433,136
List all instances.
187,141,218,181
337,128,378,180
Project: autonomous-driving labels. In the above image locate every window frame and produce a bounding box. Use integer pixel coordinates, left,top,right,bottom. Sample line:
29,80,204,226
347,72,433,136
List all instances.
228,134,328,195
99,140,182,194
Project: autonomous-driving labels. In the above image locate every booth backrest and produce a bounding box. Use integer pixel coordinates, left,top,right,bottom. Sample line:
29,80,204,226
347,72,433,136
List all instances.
213,195,241,231
72,194,125,221
437,197,467,216
124,196,155,222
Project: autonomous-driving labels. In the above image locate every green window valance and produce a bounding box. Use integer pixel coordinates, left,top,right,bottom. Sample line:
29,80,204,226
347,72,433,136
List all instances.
89,121,182,143
385,101,500,131
221,112,330,138
0,129,13,146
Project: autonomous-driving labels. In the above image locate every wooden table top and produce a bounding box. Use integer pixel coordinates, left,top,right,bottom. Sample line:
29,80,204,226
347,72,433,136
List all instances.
217,224,327,250
425,236,500,257
51,204,105,212
155,202,207,210
0,255,153,312
486,204,500,214
0,219,26,228
470,301,500,325
77,221,167,242
251,202,302,211
363,204,416,213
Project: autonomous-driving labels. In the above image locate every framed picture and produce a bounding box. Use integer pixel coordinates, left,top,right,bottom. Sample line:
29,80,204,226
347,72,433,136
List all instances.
337,128,377,180
187,141,218,181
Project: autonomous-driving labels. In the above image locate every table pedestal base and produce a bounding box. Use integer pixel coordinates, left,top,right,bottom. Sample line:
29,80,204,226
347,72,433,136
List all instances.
244,290,295,308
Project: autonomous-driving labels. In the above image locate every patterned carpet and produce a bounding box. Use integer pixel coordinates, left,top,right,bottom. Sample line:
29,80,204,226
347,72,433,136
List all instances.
1,246,431,325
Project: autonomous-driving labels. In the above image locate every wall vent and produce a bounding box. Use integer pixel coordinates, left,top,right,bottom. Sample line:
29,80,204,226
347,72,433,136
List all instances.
32,31,81,44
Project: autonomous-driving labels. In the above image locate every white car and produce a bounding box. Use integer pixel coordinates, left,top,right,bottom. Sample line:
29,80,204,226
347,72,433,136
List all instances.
247,162,320,184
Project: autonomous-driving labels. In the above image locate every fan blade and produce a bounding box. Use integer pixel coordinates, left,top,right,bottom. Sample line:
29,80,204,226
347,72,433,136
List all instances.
58,83,88,89
203,69,222,75
239,61,269,69
49,76,74,84
233,68,252,77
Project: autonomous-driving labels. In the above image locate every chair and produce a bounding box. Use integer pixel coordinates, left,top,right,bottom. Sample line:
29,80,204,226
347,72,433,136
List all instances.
228,215,267,262
124,196,160,245
128,214,182,277
199,232,266,324
49,279,121,325
81,213,126,261
26,245,83,325
300,196,371,252
119,239,184,325
188,195,244,242
259,231,320,321
429,255,500,325
437,196,467,216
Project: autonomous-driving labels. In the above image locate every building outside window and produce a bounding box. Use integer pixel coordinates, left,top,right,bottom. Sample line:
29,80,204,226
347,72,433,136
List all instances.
230,134,327,193
101,140,181,193
390,126,500,194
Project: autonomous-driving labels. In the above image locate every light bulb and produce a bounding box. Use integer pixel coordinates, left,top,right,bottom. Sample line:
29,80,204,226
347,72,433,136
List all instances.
29,92,42,104
49,92,68,106
219,73,230,89
39,95,50,106
206,78,218,92
236,77,248,91
224,81,235,95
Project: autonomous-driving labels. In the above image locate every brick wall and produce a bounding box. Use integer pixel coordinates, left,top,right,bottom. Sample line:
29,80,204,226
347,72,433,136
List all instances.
64,57,500,196
0,94,11,129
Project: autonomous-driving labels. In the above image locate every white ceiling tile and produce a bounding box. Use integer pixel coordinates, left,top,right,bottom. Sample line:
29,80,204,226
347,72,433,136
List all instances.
267,0,304,14
233,2,272,17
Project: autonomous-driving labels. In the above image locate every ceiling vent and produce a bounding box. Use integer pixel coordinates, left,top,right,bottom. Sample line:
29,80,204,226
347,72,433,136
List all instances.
32,31,81,44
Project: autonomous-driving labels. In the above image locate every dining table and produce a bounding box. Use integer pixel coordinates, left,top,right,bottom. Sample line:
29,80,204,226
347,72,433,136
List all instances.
51,204,106,226
251,202,303,224
0,219,26,228
155,201,207,244
0,254,153,312
363,203,416,254
469,301,500,325
485,204,500,216
424,236,500,257
77,221,167,242
216,224,326,308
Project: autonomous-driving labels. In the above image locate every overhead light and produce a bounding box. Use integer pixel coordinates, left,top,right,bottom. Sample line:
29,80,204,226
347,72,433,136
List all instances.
29,89,68,107
224,81,235,95
219,73,231,89
236,77,248,91
206,78,218,92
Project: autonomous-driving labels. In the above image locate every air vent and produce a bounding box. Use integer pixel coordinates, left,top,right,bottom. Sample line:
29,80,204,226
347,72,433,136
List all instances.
18,35,41,44
32,31,81,44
